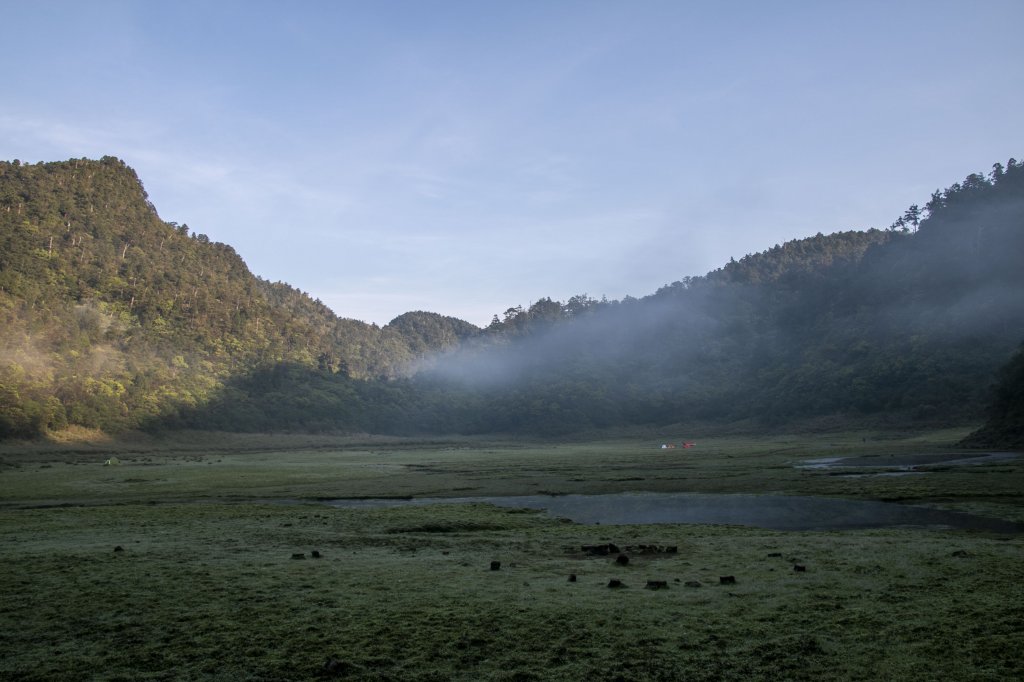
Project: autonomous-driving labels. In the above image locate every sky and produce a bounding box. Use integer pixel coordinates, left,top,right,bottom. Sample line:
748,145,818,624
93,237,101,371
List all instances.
2,1,1023,327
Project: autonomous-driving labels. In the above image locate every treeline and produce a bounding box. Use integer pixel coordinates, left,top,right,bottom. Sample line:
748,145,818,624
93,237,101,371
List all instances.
1,156,1022,438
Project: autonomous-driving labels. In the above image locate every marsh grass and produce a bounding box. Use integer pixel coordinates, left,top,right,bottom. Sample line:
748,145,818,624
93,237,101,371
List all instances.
2,502,1022,680
1,430,1022,680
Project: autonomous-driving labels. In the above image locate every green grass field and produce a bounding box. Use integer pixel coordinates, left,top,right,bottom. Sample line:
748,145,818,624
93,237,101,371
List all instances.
1,429,1022,680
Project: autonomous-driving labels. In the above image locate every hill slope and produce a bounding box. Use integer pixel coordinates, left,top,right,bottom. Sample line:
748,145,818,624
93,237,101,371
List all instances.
0,157,478,437
412,160,1024,433
1,156,1022,438
963,343,1024,448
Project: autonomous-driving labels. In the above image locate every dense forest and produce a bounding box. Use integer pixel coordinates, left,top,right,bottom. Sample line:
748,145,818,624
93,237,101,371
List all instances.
964,342,1024,448
0,157,477,437
409,161,1024,436
1,156,1022,441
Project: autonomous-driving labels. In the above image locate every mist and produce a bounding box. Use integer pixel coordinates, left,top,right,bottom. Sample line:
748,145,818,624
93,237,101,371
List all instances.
395,167,1024,434
422,294,718,390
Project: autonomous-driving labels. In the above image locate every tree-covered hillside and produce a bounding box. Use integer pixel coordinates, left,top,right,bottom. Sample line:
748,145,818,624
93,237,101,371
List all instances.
0,157,479,437
413,160,1024,434
964,343,1024,448
1,156,1022,438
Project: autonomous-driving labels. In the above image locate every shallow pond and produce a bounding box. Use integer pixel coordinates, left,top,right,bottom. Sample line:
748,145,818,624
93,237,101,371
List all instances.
323,492,1024,533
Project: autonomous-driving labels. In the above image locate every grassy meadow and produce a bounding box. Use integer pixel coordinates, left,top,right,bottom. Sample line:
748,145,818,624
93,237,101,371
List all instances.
1,428,1022,680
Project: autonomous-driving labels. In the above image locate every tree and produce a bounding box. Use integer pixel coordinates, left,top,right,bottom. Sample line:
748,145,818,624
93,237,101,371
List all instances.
902,204,922,231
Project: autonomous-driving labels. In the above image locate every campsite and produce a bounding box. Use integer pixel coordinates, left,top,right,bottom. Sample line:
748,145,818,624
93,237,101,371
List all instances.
2,428,1022,680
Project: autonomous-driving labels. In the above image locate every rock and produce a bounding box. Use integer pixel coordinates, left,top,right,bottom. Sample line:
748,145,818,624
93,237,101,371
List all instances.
719,576,736,585
645,580,669,590
311,550,322,559
568,574,577,582
607,579,625,588
684,581,702,588
113,546,124,552
767,552,783,558
793,564,807,572
951,550,971,558
291,553,306,560
490,561,501,571
615,554,630,566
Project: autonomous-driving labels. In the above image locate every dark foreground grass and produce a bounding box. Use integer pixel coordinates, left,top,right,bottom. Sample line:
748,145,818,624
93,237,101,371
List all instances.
2,430,1022,680
2,501,1022,681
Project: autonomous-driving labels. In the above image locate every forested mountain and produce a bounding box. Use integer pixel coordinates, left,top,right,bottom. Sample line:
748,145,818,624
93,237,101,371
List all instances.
1,156,1022,438
0,157,480,437
398,161,1023,435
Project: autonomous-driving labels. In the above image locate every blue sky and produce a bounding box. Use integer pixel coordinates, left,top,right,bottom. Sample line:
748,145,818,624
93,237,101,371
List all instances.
3,1,1022,326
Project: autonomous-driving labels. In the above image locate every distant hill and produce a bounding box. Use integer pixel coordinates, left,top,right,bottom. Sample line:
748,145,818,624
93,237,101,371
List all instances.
1,156,1022,438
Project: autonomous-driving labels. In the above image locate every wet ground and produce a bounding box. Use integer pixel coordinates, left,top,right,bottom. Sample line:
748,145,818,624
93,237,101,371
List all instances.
323,492,1024,533
796,451,1020,471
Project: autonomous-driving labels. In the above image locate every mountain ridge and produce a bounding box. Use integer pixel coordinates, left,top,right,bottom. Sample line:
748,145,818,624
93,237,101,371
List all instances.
2,156,1022,439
